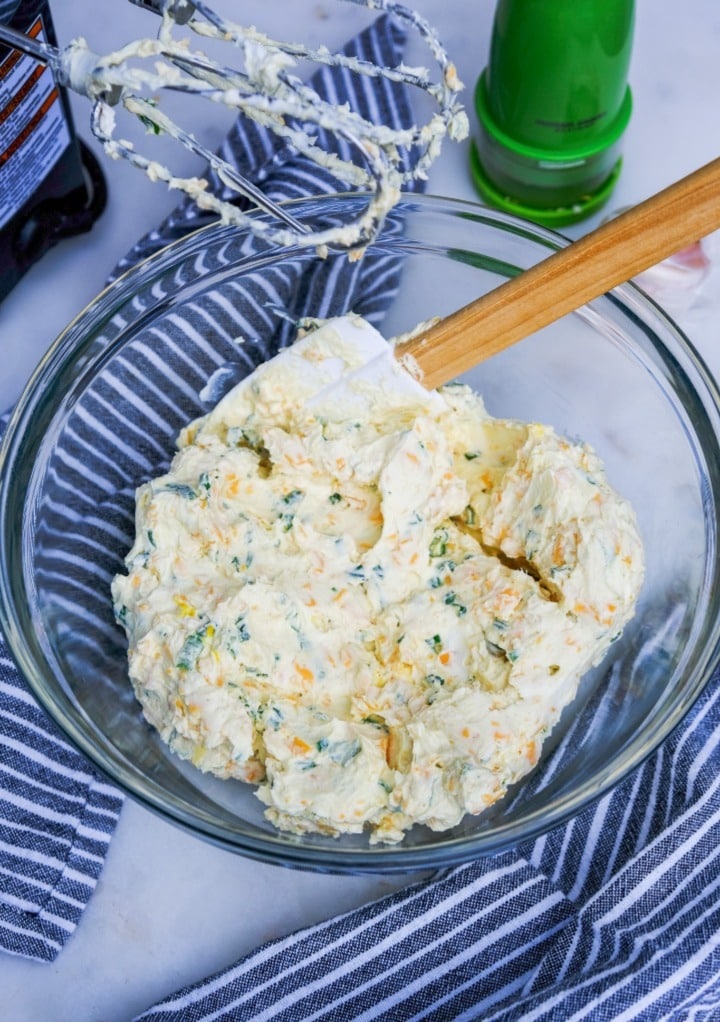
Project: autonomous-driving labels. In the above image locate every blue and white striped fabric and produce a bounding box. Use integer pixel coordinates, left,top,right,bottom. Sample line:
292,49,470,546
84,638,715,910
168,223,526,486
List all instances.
0,420,124,964
0,673,122,963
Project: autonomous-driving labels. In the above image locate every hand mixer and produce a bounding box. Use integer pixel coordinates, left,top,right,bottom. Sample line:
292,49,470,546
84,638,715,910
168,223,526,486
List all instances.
0,0,468,251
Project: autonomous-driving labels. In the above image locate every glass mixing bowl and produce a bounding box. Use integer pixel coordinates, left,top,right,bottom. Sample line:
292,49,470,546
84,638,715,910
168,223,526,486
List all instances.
1,193,719,872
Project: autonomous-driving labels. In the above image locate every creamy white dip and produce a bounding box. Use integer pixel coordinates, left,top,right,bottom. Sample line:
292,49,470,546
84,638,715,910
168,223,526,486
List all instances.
112,315,644,843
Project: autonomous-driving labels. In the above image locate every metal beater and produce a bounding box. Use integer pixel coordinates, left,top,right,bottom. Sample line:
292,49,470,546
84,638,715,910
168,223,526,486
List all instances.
0,0,468,250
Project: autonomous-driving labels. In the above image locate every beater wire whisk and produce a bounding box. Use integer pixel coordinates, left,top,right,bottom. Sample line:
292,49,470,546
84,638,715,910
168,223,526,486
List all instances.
0,0,468,250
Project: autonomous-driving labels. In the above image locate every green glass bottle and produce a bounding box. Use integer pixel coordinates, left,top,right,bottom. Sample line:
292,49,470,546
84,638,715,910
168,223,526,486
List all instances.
471,0,635,227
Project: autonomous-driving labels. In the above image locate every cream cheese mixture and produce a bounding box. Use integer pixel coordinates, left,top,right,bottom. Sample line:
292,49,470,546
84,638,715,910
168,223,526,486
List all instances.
112,315,644,844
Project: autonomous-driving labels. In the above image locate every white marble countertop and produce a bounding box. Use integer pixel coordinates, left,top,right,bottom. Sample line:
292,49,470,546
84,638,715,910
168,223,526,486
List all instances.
1,1,719,1018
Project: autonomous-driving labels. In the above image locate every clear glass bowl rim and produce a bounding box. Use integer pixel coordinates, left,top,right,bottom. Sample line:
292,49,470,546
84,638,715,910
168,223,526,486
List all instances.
1,191,720,872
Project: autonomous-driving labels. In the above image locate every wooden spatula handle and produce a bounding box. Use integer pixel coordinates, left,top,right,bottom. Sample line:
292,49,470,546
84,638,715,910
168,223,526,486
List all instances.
396,157,720,389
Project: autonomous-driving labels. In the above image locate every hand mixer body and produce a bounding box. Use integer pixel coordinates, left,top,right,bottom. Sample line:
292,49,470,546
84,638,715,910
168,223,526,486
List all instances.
0,0,106,302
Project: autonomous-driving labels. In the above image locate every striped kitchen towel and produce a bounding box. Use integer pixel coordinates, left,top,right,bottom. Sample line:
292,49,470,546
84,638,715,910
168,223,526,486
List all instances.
0,416,125,964
0,12,422,964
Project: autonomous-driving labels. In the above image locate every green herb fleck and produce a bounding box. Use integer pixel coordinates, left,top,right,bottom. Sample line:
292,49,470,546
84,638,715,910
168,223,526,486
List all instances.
158,482,197,500
177,623,213,672
328,738,362,766
137,100,162,134
444,591,467,616
266,706,284,730
231,552,253,571
429,529,449,558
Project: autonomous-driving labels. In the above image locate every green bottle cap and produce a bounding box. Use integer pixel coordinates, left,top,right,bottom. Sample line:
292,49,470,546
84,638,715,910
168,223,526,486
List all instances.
471,0,635,227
